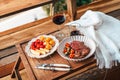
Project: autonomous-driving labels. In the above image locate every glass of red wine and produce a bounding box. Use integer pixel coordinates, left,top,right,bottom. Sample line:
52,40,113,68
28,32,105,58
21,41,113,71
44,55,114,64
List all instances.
52,1,66,41
53,14,65,25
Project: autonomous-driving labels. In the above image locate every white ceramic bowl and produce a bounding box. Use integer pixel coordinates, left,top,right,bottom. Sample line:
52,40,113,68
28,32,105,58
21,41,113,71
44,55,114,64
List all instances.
57,36,96,61
25,35,59,58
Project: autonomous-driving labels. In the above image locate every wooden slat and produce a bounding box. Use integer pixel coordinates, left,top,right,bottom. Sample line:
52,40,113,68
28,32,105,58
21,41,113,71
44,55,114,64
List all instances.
0,46,17,58
107,9,120,18
11,56,22,78
0,0,52,17
0,53,17,66
76,0,120,19
0,17,51,37
0,61,24,78
14,69,22,80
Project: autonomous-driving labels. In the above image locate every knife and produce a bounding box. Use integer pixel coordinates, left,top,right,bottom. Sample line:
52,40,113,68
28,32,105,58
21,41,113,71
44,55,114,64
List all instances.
38,63,70,68
35,66,71,71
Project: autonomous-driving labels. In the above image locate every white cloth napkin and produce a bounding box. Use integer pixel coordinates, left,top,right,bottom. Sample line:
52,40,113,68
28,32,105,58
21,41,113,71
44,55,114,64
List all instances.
66,10,120,69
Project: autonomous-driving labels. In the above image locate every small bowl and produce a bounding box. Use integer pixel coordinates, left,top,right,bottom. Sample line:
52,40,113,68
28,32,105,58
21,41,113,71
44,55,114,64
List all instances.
57,36,96,61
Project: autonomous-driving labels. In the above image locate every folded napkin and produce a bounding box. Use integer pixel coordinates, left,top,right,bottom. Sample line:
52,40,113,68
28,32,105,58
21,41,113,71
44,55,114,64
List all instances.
66,10,120,69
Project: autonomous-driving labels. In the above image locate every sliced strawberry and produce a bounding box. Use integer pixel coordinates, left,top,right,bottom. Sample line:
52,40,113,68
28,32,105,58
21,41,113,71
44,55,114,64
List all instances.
31,45,36,50
36,44,40,49
39,41,44,45
36,39,40,43
40,45,45,48
31,42,35,46
34,42,36,46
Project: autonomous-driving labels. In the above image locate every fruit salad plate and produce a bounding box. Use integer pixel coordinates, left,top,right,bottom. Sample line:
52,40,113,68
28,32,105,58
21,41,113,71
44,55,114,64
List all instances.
25,35,59,58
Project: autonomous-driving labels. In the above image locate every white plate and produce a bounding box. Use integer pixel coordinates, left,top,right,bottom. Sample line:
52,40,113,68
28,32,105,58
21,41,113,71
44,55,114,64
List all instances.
25,35,59,58
57,36,96,61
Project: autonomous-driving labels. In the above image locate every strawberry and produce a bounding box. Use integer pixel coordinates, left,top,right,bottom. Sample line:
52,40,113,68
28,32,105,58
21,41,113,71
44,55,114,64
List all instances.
40,45,45,48
39,41,44,45
36,44,40,49
36,39,40,43
31,45,36,50
31,42,35,46
34,42,38,46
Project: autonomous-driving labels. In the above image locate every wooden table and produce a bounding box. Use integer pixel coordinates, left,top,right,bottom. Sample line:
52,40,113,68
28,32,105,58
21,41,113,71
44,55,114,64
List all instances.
11,26,96,80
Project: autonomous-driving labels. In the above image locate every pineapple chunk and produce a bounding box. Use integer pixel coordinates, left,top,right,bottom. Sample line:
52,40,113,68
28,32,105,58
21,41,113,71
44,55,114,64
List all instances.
30,49,40,55
45,37,52,42
39,36,45,41
36,49,46,55
49,40,55,46
45,44,52,50
40,48,50,53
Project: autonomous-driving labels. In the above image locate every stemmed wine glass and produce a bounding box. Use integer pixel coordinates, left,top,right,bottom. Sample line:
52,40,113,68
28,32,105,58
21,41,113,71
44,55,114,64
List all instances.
52,0,66,41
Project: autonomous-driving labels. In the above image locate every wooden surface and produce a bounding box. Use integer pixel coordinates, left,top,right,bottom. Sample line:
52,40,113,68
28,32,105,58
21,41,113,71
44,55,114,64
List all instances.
0,0,52,17
21,48,95,80
12,26,96,80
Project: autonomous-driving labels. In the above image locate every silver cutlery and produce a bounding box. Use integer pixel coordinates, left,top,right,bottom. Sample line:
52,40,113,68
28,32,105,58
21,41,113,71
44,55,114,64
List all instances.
35,63,71,71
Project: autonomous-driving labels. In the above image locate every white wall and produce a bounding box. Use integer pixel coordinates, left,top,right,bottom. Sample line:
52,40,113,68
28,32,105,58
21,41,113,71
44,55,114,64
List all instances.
0,7,48,32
